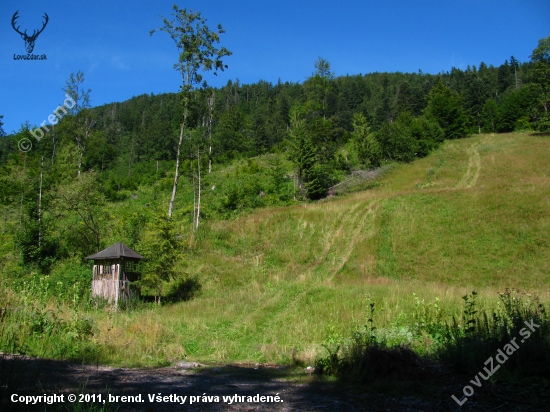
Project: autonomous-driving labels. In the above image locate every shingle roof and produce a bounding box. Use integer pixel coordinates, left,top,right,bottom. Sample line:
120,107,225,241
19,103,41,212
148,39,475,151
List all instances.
86,242,144,261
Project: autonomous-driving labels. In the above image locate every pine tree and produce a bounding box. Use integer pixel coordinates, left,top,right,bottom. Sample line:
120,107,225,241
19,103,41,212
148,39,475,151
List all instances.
0,115,6,137
288,107,314,191
351,112,381,168
138,212,179,304
425,80,468,140
529,36,550,131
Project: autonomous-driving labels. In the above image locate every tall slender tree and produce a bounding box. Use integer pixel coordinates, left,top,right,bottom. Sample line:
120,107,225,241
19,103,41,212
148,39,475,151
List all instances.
529,36,550,131
351,112,381,168
206,90,215,173
62,71,94,177
151,6,231,218
306,57,334,118
138,211,179,304
0,115,6,137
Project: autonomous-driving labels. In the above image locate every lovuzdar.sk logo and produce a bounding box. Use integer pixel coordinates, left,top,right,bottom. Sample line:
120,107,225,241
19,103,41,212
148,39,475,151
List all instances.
11,10,49,61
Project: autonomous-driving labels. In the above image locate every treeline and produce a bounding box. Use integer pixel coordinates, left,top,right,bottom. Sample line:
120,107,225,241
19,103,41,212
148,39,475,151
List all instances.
0,46,546,161
0,35,548,290
2,39,549,181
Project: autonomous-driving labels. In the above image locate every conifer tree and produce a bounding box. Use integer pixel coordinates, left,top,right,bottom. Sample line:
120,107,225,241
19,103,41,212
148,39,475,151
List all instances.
530,35,550,131
425,80,468,140
351,112,381,168
138,211,179,304
0,115,6,137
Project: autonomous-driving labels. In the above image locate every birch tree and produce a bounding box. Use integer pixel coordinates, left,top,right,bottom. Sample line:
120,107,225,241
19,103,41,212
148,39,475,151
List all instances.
206,90,215,174
151,6,231,218
62,71,94,177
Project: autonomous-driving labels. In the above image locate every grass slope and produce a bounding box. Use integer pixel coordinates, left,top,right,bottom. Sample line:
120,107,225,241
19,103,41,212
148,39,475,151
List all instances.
90,132,550,366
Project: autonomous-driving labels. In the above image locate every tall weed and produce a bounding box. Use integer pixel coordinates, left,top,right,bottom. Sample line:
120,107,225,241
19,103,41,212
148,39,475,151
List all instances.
315,289,550,383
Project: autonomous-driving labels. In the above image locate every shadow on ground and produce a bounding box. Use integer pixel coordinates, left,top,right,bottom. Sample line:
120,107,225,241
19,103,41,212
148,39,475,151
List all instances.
1,355,547,411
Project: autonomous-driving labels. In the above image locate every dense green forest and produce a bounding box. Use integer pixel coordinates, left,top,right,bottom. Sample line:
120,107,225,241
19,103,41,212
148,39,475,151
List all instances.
0,34,549,293
2,42,548,170
1,21,550,406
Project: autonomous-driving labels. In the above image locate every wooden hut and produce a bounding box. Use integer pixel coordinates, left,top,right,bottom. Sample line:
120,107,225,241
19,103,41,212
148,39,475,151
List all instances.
86,242,144,306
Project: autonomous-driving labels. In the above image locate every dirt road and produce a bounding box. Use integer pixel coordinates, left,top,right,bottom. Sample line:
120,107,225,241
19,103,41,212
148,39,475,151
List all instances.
1,356,544,411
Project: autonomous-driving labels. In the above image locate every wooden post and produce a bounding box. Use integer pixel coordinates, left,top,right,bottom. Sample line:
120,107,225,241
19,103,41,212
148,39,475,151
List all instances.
114,263,119,309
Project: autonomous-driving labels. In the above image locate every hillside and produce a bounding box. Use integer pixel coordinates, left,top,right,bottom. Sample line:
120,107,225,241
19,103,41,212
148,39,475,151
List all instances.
88,131,550,365
2,130,550,412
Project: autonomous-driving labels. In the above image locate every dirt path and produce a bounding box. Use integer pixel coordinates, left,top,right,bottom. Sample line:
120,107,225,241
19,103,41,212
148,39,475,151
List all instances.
1,357,425,411
2,355,542,411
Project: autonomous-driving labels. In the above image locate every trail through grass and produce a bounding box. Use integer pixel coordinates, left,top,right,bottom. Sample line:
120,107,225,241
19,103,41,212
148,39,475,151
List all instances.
96,132,549,366
3,132,549,368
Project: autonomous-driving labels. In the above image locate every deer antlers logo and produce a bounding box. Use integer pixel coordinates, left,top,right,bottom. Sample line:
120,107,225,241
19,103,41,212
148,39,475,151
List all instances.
11,10,49,54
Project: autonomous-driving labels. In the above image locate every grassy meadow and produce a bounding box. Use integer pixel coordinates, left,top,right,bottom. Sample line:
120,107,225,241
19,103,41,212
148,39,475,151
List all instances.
2,132,549,369
91,131,550,366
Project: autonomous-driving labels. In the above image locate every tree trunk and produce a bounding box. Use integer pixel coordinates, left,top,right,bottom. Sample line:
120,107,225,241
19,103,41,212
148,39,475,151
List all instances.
196,148,201,230
51,126,56,167
38,156,43,248
168,119,186,218
207,91,215,173
192,166,196,226
77,152,82,178
19,189,24,230
77,117,95,178
128,139,134,177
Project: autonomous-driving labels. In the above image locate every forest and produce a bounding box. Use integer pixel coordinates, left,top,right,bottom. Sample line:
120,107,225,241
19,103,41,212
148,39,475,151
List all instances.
0,27,549,297
1,6,550,408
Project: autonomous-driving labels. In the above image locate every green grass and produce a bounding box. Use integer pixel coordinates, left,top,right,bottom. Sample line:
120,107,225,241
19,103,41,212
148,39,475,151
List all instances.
2,132,550,369
93,132,550,366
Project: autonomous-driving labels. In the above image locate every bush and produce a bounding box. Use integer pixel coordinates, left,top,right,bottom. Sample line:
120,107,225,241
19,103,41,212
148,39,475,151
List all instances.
315,289,550,383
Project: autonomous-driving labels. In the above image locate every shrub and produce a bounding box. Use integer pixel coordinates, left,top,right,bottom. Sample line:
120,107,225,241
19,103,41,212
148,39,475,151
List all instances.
315,289,550,383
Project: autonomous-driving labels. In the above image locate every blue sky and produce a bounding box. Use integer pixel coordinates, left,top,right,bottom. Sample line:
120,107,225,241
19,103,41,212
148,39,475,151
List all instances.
1,0,549,134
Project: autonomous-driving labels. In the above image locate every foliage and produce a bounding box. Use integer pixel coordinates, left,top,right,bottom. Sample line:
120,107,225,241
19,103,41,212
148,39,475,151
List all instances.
496,87,537,132
0,114,6,137
315,289,550,383
480,99,498,132
137,211,180,303
351,112,381,168
150,5,231,91
376,113,418,162
0,276,98,360
529,35,550,131
62,71,92,115
16,205,59,273
305,57,334,117
287,106,317,196
53,170,106,256
151,5,232,217
424,80,468,140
